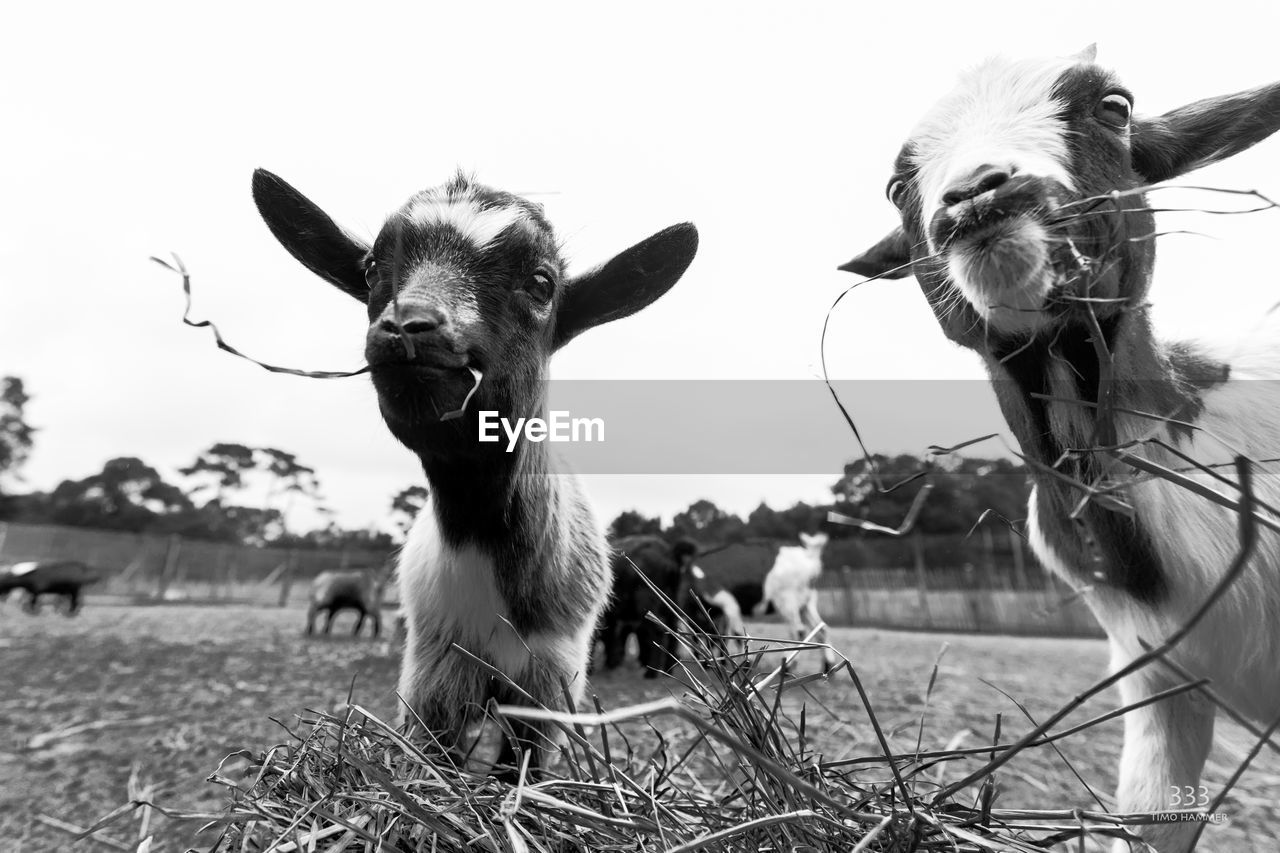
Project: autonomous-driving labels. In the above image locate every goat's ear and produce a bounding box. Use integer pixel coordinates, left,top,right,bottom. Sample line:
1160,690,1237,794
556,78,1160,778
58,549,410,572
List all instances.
553,223,699,349
252,169,370,303
1131,81,1280,184
838,226,914,279
1069,43,1097,64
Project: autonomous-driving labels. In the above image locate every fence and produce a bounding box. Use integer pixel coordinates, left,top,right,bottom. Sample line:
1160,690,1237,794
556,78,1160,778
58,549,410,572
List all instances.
700,530,1104,639
0,521,395,607
813,567,1102,638
0,521,1103,637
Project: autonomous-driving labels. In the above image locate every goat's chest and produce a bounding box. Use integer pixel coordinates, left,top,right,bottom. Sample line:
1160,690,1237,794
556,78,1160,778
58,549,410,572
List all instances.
398,512,564,677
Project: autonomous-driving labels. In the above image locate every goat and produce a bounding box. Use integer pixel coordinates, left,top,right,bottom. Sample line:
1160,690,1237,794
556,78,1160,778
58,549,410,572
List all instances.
306,568,385,638
756,532,838,673
598,535,682,673
599,537,728,676
252,169,697,775
842,47,1280,852
0,561,102,615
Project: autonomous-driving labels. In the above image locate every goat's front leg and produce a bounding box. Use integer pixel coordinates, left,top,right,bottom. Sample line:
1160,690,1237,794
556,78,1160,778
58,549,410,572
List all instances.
801,595,838,673
493,717,550,782
1112,649,1216,853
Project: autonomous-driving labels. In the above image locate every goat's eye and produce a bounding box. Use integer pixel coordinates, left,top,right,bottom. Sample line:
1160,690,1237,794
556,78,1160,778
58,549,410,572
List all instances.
525,271,554,303
1095,93,1132,129
886,179,907,209
364,260,378,288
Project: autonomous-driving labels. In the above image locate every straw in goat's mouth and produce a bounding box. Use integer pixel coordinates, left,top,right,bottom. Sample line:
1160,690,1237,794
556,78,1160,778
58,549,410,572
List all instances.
440,366,483,422
152,253,370,380
154,252,478,422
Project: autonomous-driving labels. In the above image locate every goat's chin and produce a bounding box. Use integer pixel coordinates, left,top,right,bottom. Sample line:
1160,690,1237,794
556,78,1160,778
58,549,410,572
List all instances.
947,218,1053,335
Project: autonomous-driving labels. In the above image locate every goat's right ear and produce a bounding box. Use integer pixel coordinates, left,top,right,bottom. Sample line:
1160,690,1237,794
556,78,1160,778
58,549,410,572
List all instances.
838,226,914,279
252,169,370,303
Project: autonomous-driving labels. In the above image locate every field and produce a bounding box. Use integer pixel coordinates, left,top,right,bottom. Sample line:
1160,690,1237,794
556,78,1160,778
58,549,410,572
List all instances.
2,602,1277,852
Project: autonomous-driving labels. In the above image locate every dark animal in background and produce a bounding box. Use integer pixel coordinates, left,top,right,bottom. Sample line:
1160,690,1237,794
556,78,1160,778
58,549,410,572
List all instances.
843,47,1280,853
0,561,103,615
600,537,738,677
306,569,385,638
253,169,697,776
598,535,681,672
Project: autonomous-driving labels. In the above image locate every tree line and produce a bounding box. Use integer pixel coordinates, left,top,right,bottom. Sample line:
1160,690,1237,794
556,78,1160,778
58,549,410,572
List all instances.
0,376,427,550
0,375,1032,561
611,453,1029,544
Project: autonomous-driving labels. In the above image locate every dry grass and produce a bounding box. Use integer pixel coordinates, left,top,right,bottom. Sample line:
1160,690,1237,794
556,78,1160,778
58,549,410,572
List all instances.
4,603,1278,851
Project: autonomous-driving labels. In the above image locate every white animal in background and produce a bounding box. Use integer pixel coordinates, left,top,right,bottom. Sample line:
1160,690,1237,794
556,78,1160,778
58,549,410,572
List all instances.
843,46,1280,852
756,532,838,672
252,169,698,776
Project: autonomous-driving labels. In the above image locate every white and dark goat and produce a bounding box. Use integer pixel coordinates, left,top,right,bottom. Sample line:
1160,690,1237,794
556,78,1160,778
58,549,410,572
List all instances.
253,170,698,774
843,47,1280,852
755,532,838,672
305,568,385,638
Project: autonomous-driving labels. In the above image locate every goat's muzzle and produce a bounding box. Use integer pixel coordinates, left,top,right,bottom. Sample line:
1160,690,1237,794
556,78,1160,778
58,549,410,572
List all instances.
366,303,473,374
929,175,1059,253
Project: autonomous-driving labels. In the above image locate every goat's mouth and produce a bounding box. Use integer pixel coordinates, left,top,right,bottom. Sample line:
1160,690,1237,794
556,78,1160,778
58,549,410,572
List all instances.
366,340,477,375
941,211,1055,333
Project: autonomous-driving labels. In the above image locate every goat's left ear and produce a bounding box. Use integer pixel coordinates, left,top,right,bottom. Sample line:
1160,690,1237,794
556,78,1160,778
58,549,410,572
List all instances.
838,226,915,279
554,223,699,349
1132,81,1280,183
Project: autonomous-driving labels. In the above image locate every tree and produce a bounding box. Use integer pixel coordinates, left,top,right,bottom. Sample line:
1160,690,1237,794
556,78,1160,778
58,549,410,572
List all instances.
745,501,825,540
45,457,194,532
179,443,257,504
669,499,746,545
830,453,1029,535
0,377,35,491
259,447,324,535
607,509,662,540
390,485,430,535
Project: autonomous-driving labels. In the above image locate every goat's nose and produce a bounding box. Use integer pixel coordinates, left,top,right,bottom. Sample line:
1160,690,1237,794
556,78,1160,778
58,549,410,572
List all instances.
379,305,448,336
941,165,1012,206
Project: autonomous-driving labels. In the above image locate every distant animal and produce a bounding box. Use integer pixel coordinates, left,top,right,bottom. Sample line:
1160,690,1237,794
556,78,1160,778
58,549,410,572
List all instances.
599,537,731,677
841,47,1280,853
0,561,103,615
756,533,837,672
598,535,683,672
306,568,386,638
683,563,747,661
253,168,697,776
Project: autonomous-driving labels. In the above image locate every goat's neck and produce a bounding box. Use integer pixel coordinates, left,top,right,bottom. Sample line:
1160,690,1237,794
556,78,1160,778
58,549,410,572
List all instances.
421,431,552,552
417,403,599,635
981,305,1221,603
984,307,1202,475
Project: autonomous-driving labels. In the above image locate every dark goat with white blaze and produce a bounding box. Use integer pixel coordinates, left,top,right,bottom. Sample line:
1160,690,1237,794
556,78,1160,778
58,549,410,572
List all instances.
306,569,385,638
253,170,698,774
844,47,1280,853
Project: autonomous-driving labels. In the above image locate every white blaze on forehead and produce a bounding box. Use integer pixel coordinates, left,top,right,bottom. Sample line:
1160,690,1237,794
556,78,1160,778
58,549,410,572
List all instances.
407,191,530,250
911,55,1081,249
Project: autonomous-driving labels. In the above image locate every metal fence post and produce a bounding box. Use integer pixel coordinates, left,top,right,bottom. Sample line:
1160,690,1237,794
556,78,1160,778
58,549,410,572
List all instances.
278,549,298,607
911,529,933,629
157,534,182,599
840,566,857,626
1008,525,1030,591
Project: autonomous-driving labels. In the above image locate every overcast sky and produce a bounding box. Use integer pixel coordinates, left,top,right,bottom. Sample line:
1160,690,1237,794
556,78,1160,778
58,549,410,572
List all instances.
5,2,1280,533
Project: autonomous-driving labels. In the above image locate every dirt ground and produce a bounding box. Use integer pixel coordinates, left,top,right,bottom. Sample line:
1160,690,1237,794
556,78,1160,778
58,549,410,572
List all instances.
2,602,1277,852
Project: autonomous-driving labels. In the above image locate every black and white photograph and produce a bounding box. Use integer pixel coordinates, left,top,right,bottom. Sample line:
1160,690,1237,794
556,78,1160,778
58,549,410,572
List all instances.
4,2,1280,851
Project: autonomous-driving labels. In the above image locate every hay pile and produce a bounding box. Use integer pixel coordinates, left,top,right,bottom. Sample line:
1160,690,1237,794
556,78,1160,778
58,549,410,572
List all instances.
188,626,1141,853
